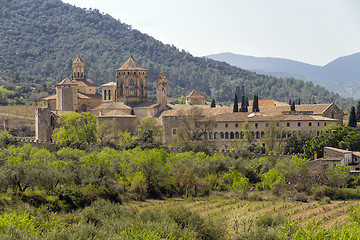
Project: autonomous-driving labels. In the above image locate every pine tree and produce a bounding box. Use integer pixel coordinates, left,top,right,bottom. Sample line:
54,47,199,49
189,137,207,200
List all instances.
297,98,301,105
233,93,238,112
289,99,292,105
210,99,216,108
348,106,357,127
356,101,360,122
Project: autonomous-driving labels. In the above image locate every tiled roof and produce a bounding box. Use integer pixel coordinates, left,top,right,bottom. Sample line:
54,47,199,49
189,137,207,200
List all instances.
101,82,116,87
42,94,56,100
77,92,101,99
186,89,204,98
56,77,76,86
72,80,95,87
117,56,146,70
259,104,332,116
92,102,132,110
324,147,351,154
248,100,288,107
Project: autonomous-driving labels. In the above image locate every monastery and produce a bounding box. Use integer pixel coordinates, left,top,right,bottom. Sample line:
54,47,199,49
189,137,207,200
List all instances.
35,56,344,147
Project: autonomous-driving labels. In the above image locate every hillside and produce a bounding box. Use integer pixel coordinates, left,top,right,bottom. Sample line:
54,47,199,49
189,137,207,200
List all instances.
207,52,360,99
0,0,355,108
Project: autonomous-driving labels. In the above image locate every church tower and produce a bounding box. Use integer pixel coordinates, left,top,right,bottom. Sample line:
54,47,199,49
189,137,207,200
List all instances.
115,56,148,104
71,56,86,82
56,77,78,111
156,72,167,110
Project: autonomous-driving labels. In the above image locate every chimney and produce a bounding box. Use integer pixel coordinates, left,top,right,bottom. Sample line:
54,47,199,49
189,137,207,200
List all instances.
314,151,317,160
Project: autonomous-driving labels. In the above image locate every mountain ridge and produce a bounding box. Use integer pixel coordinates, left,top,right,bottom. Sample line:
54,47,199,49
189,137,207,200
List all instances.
206,52,360,99
0,0,355,108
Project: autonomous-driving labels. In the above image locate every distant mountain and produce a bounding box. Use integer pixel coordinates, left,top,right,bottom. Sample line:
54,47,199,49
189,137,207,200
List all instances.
207,52,360,99
0,0,355,109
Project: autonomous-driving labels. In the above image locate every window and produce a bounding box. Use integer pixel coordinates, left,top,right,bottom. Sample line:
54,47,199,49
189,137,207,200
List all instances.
266,123,269,127
225,132,229,139
308,122,312,127
324,122,327,126
318,122,320,126
235,123,238,128
255,123,258,129
104,90,107,100
108,89,111,100
129,80,135,96
172,128,176,135
287,122,290,127
276,123,279,127
225,124,228,128
214,124,218,128
298,122,301,127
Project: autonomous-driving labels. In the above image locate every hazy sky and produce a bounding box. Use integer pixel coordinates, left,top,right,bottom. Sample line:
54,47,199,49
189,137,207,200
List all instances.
62,0,360,66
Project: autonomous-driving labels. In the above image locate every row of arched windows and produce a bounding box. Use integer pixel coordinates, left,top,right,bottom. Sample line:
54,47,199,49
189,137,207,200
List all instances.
204,130,320,140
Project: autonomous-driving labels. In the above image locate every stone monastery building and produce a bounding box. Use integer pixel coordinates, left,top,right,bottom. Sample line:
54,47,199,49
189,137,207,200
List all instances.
35,56,344,146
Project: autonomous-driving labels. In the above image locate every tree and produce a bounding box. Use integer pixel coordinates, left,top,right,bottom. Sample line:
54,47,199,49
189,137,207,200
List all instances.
356,101,360,122
349,106,357,127
177,95,186,104
242,120,252,144
245,97,249,112
290,101,296,111
137,117,163,142
233,93,238,112
252,94,259,112
52,112,98,144
263,121,283,153
240,96,246,112
210,99,216,108
297,98,301,105
96,120,114,142
174,107,214,153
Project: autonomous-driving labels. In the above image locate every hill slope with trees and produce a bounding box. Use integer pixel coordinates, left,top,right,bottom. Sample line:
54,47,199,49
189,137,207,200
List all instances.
0,0,355,108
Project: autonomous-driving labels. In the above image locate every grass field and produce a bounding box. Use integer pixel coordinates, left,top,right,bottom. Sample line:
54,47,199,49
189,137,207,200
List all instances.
125,196,359,239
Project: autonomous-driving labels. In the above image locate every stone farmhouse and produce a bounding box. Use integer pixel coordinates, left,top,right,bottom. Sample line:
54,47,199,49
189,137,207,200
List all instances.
309,147,360,175
35,56,344,148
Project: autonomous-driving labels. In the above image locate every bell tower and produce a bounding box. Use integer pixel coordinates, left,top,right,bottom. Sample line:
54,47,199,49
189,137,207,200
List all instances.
115,56,148,104
156,72,167,110
71,56,86,82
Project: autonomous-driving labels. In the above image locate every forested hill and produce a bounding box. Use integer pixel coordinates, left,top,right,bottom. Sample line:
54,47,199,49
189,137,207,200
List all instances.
0,0,354,108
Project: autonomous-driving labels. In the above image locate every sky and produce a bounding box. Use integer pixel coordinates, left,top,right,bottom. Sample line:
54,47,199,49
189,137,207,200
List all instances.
61,0,360,66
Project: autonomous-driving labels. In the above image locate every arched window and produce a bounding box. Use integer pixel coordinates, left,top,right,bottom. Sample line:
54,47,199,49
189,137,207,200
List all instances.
220,132,224,139
108,89,111,100
214,132,219,139
225,132,229,139
251,132,255,139
261,131,265,138
209,132,213,139
129,80,135,96
256,131,260,139
235,132,239,139
104,90,107,100
230,132,234,139
331,111,335,119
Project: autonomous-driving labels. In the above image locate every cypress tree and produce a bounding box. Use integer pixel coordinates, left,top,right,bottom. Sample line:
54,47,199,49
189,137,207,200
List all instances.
289,99,292,105
297,98,301,105
240,96,246,112
233,93,238,112
348,106,357,127
245,97,249,112
356,101,360,122
210,99,216,108
252,94,259,112
290,101,295,111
